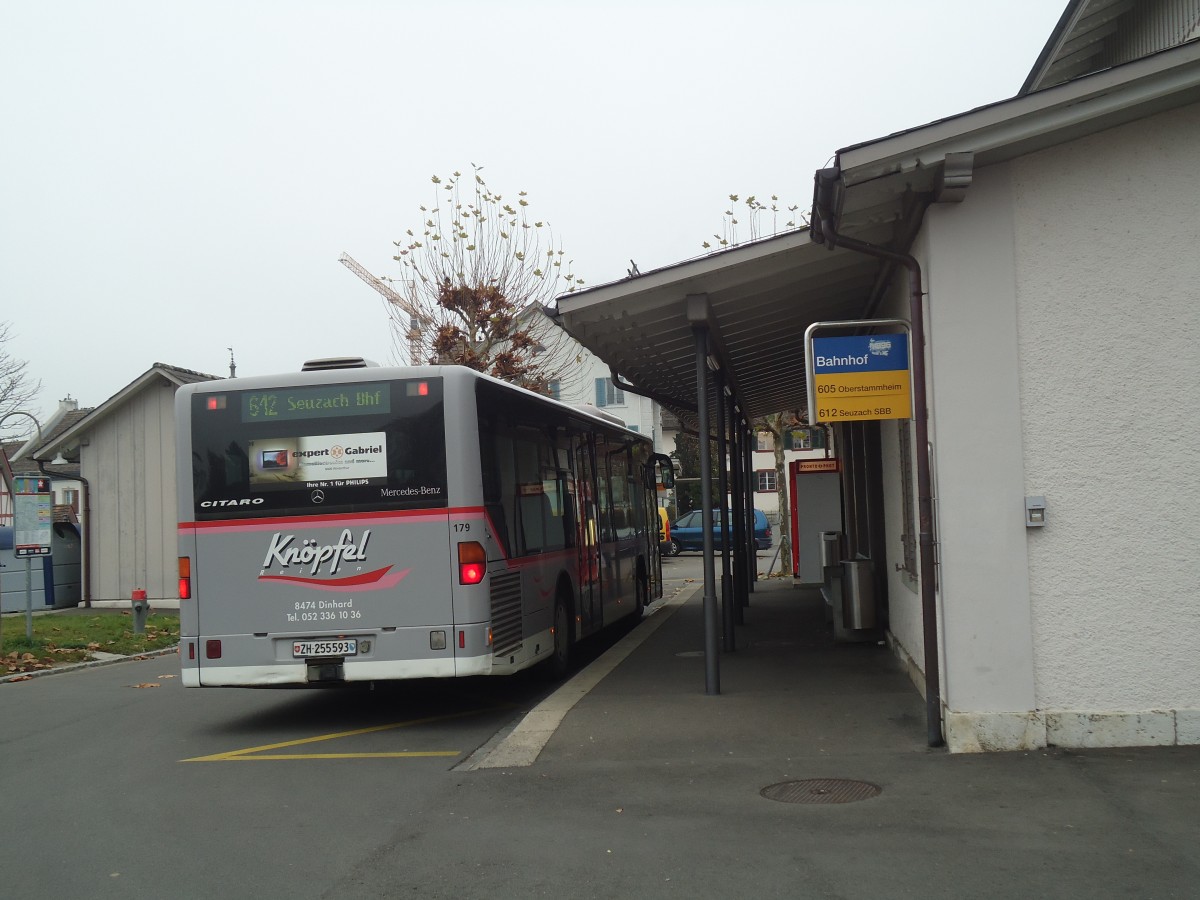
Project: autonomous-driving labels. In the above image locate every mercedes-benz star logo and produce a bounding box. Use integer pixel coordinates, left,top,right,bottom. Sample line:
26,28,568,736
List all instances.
310,490,325,504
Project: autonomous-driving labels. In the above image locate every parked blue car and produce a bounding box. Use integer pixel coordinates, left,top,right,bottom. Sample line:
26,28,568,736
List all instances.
665,509,771,555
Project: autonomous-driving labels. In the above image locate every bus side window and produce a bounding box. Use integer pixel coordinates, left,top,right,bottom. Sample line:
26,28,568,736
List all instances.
607,442,633,539
549,473,571,550
512,427,544,556
479,421,515,555
595,437,615,543
518,489,548,554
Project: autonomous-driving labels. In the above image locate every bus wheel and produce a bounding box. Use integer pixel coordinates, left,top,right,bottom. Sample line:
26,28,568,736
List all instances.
635,566,648,617
539,592,572,682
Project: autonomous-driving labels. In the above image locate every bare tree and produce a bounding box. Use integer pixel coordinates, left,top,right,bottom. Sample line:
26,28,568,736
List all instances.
381,165,583,392
754,409,808,576
0,321,42,440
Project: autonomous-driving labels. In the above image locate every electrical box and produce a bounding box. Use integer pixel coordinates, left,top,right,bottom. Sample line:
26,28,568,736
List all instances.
1025,495,1047,528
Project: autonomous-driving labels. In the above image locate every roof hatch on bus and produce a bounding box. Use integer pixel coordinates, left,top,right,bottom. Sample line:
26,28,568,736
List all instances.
301,357,380,372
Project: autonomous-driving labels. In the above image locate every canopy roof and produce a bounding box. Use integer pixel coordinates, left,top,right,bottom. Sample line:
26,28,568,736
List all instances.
554,40,1200,430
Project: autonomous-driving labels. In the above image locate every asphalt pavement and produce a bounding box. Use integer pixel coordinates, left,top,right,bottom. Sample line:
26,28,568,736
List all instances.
6,563,1199,897
449,565,1200,898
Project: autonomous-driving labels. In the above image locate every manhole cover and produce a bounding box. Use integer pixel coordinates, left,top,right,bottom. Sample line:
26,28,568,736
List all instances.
760,779,881,805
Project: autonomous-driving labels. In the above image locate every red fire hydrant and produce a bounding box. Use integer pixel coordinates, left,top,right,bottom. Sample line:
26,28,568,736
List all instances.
131,589,149,633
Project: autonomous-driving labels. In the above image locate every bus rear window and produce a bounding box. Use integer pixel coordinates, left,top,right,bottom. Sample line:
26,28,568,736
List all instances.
189,379,446,519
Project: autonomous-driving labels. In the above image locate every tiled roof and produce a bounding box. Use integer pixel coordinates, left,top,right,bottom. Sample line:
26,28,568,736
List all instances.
152,362,220,384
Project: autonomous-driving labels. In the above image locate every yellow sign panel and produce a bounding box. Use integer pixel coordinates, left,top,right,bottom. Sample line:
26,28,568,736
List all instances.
813,369,912,422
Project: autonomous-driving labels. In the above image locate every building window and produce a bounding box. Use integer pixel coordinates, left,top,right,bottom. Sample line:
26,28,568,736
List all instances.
756,432,774,452
594,378,625,407
784,426,826,450
755,469,777,492
548,380,561,400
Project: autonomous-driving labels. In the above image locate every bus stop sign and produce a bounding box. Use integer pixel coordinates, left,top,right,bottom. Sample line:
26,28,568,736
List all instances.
13,475,53,558
807,331,912,423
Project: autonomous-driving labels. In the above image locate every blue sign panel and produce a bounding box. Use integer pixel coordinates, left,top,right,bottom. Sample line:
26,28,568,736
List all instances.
811,334,909,374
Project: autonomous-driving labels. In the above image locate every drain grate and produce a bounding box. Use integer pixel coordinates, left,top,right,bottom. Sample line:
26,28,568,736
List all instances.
760,778,881,805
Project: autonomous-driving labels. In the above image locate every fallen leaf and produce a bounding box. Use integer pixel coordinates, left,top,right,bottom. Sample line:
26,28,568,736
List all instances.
131,682,161,689
157,674,177,678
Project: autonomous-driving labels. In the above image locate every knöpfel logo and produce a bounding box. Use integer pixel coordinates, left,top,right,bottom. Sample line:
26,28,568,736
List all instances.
262,529,370,575
257,527,410,592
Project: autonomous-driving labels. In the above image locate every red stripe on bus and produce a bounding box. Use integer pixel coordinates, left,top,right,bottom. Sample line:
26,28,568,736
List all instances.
257,565,410,592
178,506,488,532
178,506,526,570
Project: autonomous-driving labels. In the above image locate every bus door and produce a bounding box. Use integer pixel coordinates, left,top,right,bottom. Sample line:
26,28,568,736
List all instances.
573,433,601,634
598,437,631,623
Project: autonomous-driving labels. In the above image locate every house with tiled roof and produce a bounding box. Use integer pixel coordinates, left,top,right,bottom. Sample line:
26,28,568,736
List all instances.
29,363,218,607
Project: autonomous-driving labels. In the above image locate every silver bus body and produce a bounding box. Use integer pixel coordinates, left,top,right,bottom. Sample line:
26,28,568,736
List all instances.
175,363,662,687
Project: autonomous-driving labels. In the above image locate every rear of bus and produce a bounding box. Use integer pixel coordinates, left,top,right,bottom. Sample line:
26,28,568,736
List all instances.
175,364,493,687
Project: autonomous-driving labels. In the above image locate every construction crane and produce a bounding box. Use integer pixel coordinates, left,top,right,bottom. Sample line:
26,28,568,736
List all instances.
339,252,424,365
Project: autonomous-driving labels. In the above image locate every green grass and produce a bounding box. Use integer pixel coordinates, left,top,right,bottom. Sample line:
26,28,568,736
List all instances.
1,612,178,676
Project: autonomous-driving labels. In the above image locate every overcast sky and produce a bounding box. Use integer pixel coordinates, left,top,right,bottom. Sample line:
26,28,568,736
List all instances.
1,0,1066,433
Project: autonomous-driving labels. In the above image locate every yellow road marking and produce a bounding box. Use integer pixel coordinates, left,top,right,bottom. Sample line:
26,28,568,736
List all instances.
183,708,488,762
215,752,461,760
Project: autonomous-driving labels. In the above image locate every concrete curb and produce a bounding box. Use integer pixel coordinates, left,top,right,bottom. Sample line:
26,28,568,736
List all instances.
0,645,179,684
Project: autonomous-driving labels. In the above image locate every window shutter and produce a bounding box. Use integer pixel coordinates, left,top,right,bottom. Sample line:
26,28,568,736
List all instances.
595,378,607,407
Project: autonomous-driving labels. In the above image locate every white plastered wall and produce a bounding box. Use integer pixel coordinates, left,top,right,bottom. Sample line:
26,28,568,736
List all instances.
887,101,1200,751
919,167,1042,752
1010,102,1200,748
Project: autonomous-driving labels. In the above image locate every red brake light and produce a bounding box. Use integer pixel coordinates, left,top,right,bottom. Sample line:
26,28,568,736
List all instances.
178,557,191,600
458,541,485,585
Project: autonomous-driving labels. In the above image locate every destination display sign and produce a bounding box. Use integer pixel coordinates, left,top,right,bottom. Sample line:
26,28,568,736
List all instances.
239,382,392,423
811,333,911,422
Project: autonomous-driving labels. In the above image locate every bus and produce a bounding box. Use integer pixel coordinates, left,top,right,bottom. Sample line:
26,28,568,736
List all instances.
175,358,674,688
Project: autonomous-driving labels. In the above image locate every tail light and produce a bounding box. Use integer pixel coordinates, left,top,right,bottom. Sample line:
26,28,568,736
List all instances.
458,541,485,585
178,557,191,600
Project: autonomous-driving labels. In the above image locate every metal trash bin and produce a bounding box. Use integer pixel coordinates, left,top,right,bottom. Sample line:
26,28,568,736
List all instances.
842,558,877,630
820,532,843,571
